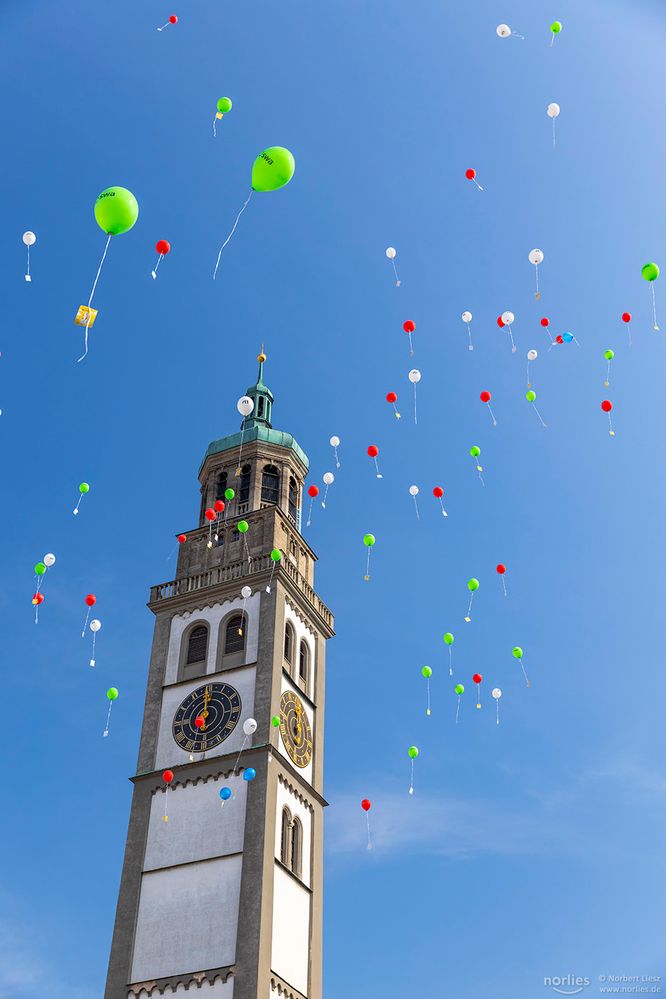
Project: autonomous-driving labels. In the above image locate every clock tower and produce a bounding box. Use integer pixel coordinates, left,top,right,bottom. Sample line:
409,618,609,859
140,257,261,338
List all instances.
104,354,334,999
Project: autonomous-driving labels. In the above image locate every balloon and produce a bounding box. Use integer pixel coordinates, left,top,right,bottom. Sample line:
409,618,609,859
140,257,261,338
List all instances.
562,332,574,343
195,715,205,729
467,578,479,591
408,369,421,383
443,632,454,646
461,311,472,323
252,147,295,193
622,312,632,323
496,564,506,575
155,239,171,256
106,687,118,701
454,684,464,695
480,391,496,426
78,482,89,496
243,717,257,736
217,97,233,114
243,767,257,782
550,21,562,34
386,391,397,403
177,534,187,544
497,315,505,328
271,715,280,727
501,311,514,325
224,488,235,501
238,520,249,534
22,231,36,246
205,508,216,522
465,168,476,180
367,445,379,458
34,562,46,576
214,499,225,513
237,395,254,417
556,335,564,344
512,646,523,660
270,548,282,561
363,533,375,547
241,585,252,599
480,390,491,403
541,317,550,327
32,592,44,606
409,485,419,496
361,799,371,811
403,320,415,333
433,486,443,498
385,247,396,259
94,187,139,236
547,102,560,118
601,400,612,412
330,435,340,447
43,553,56,567
528,249,544,265
323,472,334,485
408,746,419,759
496,23,511,37
470,446,480,457
526,390,536,402
219,787,232,800
422,666,432,678
473,673,482,684
604,349,614,360
169,14,178,23
308,484,319,498
492,688,502,699
85,594,96,607
90,619,101,632
528,349,538,361
163,770,174,784
642,263,659,282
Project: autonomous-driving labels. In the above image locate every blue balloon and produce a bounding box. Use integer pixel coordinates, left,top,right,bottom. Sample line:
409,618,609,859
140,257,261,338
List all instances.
219,787,232,801
243,767,256,782
562,332,574,343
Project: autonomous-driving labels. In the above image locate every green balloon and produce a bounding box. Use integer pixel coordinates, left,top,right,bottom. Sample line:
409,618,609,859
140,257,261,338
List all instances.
642,262,660,282
443,632,454,646
526,390,536,402
408,746,419,759
512,646,524,660
94,186,139,236
454,683,465,695
34,562,46,575
225,488,235,500
363,533,376,547
470,445,481,457
217,97,232,113
271,715,280,727
550,20,562,33
106,687,119,701
238,520,249,534
467,578,479,592
270,548,282,562
421,666,432,678
252,146,295,193
79,482,90,494
604,349,614,360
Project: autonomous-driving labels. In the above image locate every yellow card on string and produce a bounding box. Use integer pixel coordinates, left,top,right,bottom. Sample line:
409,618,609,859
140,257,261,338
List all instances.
74,306,98,327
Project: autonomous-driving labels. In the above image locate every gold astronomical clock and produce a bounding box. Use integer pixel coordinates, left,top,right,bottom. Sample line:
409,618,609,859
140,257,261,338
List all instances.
279,689,313,768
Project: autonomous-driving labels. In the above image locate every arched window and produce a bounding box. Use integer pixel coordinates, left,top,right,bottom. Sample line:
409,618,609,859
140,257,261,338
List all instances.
299,640,310,689
215,470,228,500
261,464,280,505
291,817,302,877
257,396,265,419
186,625,208,666
225,614,246,654
239,464,251,505
284,621,295,666
281,807,292,866
288,477,299,522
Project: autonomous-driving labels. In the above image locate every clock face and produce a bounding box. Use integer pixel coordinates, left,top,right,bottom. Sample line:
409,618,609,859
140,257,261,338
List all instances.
172,681,242,755
279,689,313,769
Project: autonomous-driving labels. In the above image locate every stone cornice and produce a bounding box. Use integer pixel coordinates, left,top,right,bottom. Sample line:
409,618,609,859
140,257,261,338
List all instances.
127,966,233,996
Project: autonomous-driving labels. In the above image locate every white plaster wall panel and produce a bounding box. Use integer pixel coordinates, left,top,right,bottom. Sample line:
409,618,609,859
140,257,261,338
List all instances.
129,980,233,998
271,865,310,996
130,856,242,983
278,673,314,786
144,775,247,871
274,781,312,889
284,599,316,697
164,592,262,685
155,666,256,769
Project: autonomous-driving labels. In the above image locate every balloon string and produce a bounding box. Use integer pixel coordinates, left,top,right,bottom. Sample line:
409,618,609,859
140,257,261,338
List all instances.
213,190,253,280
81,606,91,638
391,259,401,287
426,679,431,716
322,484,329,508
152,253,163,279
508,327,516,352
651,283,660,331
366,811,372,850
526,362,531,387
487,403,497,426
467,323,473,350
520,661,531,688
26,245,31,279
407,331,414,357
243,537,252,564
73,493,83,514
473,177,483,191
535,265,540,298
465,592,474,622
448,646,453,677
412,496,420,520
266,561,277,593
307,497,314,527
550,33,555,47
78,234,111,363
532,403,548,428
233,734,248,776
34,603,39,624
455,696,461,725
333,445,340,469
439,498,448,517
364,548,371,580
103,700,113,737
213,114,218,138
374,457,382,479
496,699,500,725
413,384,418,425
163,786,169,821
409,759,414,795
501,575,507,597
608,414,615,437
552,118,556,151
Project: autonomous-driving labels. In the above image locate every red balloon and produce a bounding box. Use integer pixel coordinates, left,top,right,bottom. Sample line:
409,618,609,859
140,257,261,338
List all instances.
194,715,205,729
156,239,171,256
473,673,482,684
367,444,379,458
540,317,550,328
622,312,632,323
403,320,415,333
496,563,506,575
307,484,319,497
85,593,97,607
214,500,225,512
465,168,476,180
32,592,44,606
480,390,491,403
497,315,505,328
556,335,564,344
386,392,397,404
361,799,371,812
601,400,613,412
163,769,174,784
169,14,178,23
177,533,187,544
433,486,444,498
205,508,216,521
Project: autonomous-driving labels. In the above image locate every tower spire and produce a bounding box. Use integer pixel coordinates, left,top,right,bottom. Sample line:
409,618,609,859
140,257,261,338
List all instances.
243,348,273,430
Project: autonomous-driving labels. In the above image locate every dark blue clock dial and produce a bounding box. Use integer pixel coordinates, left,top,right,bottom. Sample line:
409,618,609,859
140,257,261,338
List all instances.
172,681,242,754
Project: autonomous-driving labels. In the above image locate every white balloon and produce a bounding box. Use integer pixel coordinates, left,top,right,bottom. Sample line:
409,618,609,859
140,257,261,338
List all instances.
90,619,102,633
408,369,421,384
237,395,254,417
501,311,514,325
329,435,340,447
527,349,538,361
496,23,511,37
385,247,396,260
243,717,257,736
547,102,560,119
22,231,36,246
43,553,56,567
491,687,502,700
528,248,544,266
409,485,419,496
241,585,252,599
461,311,472,323
323,472,334,485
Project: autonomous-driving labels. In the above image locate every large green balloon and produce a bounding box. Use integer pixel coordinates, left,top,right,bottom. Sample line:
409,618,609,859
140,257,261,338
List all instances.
106,687,119,701
238,520,249,534
443,632,454,646
252,147,295,192
454,683,465,695
408,746,419,759
526,390,536,402
79,482,90,494
34,562,46,575
217,97,232,113
604,349,614,360
421,666,432,678
550,21,562,33
270,548,282,562
467,578,479,592
512,646,524,660
363,533,376,547
94,187,139,236
271,715,280,727
470,445,481,457
642,262,660,282
225,488,235,500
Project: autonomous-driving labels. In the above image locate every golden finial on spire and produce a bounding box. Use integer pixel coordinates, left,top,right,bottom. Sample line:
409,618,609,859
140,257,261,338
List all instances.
258,343,266,363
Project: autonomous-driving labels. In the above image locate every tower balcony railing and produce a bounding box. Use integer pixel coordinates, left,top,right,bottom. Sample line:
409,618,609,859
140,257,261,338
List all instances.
149,555,333,630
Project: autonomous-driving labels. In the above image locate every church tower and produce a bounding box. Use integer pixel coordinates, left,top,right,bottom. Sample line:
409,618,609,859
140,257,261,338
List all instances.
104,354,334,999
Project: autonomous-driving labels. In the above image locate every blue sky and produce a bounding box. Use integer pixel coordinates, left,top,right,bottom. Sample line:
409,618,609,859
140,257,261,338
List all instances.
2,0,666,996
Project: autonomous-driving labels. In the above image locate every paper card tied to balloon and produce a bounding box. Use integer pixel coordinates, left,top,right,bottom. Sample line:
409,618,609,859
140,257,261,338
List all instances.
75,305,98,328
